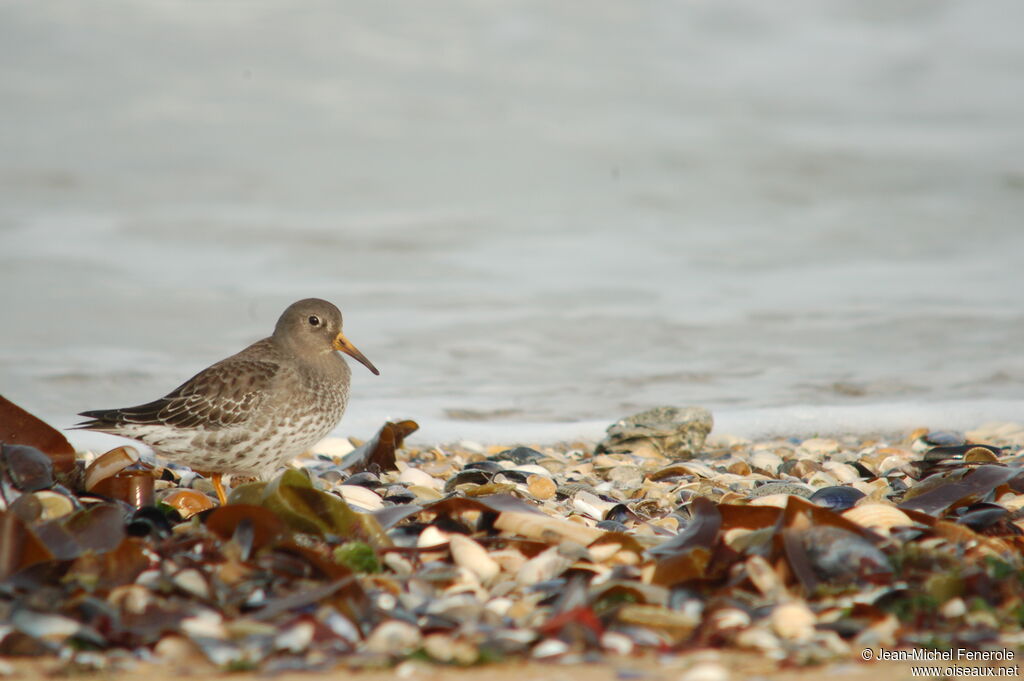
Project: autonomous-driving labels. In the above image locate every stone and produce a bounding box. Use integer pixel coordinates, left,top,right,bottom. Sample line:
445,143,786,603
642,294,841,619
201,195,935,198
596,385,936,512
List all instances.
596,406,713,460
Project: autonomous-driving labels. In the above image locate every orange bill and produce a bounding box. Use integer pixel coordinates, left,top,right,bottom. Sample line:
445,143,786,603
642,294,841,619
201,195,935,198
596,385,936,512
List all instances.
332,332,380,375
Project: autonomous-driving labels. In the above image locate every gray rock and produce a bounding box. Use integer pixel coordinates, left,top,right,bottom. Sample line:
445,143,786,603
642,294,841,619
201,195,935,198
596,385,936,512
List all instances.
596,406,713,460
749,481,814,499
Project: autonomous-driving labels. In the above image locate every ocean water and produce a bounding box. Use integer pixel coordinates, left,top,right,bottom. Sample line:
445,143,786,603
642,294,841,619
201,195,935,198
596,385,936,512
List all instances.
1,1,1023,448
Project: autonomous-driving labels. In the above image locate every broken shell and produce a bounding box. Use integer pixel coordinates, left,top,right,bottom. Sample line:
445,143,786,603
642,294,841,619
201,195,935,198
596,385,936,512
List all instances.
161,489,217,519
335,484,384,511
449,534,500,583
842,503,914,532
84,446,139,490
517,546,573,586
748,494,795,508
32,490,75,520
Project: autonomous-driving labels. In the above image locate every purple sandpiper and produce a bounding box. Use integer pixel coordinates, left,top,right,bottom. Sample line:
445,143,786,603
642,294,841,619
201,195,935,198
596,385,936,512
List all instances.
75,298,379,504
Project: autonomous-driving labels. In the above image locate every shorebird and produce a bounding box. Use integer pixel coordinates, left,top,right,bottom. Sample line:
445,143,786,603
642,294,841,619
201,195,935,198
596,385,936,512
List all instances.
75,298,379,504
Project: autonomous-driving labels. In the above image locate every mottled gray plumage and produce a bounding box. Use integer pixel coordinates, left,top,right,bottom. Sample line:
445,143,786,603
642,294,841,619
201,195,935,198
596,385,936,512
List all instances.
76,298,379,480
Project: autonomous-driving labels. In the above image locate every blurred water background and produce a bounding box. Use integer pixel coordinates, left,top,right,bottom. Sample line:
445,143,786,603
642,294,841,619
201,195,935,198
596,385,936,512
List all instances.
2,1,1023,447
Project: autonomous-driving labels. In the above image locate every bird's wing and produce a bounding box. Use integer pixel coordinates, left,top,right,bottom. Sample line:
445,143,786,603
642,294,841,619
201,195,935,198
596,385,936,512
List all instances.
78,359,281,430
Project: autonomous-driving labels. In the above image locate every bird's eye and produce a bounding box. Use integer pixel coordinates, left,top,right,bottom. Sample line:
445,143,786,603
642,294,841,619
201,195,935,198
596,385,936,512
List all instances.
308,315,321,327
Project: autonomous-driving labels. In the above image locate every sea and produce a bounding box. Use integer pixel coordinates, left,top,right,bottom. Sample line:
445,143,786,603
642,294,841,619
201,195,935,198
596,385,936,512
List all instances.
1,1,1023,451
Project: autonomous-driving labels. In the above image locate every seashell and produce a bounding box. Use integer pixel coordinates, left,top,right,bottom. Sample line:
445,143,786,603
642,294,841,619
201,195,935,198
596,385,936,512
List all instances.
445,469,493,492
748,494,795,508
173,568,211,600
940,597,967,619
746,555,784,597
364,620,422,655
821,461,861,484
997,493,1024,512
517,546,573,586
423,633,478,665
532,638,571,659
967,422,1024,447
161,488,217,519
489,549,528,575
2,444,54,492
964,447,999,463
771,600,816,640
463,460,504,474
399,466,442,490
617,603,700,632
11,609,81,642
527,474,557,500
406,484,443,501
274,620,315,653
606,465,644,489
572,491,616,520
798,438,840,457
727,460,752,476
107,584,156,615
680,662,730,681
449,534,500,583
510,464,553,477
799,526,891,582
735,627,783,655
806,471,840,488
921,430,967,448
335,484,384,511
343,471,381,488
600,631,634,656
748,450,783,473
488,446,544,465
84,446,139,491
708,607,750,631
32,490,75,520
455,439,485,454
809,485,865,512
417,525,450,549
842,503,914,532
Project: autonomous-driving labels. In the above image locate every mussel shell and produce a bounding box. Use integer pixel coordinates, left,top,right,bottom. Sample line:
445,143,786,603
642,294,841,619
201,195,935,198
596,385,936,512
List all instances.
382,486,417,504
799,525,891,582
126,505,176,538
596,520,629,533
462,461,504,474
921,431,967,447
809,485,865,512
488,447,543,465
924,444,1002,463
343,472,381,488
955,503,1010,532
444,469,493,492
2,444,55,492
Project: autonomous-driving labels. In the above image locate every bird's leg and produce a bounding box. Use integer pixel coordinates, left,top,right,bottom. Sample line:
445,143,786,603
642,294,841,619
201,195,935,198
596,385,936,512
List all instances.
211,472,228,505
